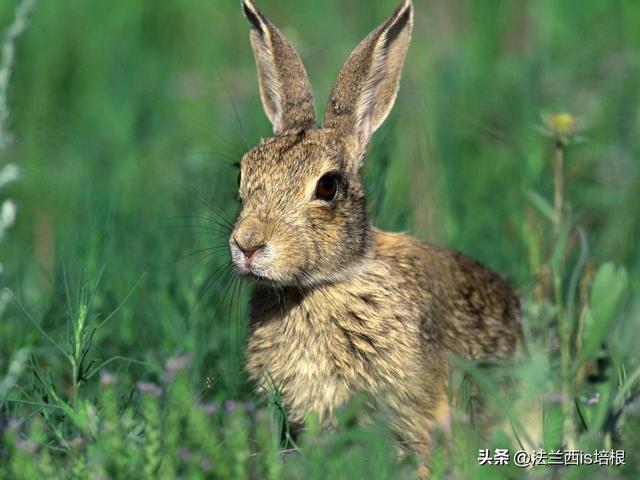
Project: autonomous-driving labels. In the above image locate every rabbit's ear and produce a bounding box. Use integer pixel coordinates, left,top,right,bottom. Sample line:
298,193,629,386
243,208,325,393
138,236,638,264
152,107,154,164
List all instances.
324,0,413,164
242,0,316,134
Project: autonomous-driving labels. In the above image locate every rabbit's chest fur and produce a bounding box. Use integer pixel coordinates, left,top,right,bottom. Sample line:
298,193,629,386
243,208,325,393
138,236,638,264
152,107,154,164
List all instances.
246,234,444,425
246,231,522,432
247,271,422,423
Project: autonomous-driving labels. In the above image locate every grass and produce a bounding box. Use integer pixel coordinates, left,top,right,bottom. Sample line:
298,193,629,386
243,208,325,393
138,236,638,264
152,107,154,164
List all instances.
0,0,639,478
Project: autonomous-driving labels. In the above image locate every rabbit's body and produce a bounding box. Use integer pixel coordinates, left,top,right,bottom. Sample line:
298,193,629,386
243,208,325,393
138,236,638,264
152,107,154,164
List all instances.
247,228,521,454
232,0,523,457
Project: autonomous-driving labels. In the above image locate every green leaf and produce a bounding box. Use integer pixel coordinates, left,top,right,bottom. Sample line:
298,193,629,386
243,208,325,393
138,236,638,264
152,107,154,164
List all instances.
578,263,627,365
591,383,613,433
0,349,29,404
543,402,564,450
551,220,570,274
614,364,640,408
525,190,556,223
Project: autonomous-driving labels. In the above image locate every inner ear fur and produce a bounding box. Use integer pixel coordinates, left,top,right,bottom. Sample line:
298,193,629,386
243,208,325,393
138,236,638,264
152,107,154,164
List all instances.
323,0,413,164
242,0,317,134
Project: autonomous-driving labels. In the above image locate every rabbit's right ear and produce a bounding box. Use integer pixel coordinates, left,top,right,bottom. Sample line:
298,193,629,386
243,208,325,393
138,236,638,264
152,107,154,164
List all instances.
242,0,317,134
324,1,413,166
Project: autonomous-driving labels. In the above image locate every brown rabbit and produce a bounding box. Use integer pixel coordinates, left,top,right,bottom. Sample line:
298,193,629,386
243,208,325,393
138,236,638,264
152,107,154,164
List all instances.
231,0,523,458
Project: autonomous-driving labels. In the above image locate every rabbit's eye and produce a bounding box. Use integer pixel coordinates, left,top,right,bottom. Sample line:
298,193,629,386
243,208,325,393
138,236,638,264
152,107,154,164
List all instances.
315,173,339,202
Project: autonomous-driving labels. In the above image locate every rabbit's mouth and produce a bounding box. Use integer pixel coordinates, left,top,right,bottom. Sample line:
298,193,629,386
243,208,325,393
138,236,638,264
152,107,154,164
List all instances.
229,239,281,284
232,265,291,288
229,246,310,288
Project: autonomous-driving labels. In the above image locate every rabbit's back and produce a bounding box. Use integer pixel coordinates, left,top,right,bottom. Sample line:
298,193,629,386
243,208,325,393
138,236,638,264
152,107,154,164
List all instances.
374,230,523,360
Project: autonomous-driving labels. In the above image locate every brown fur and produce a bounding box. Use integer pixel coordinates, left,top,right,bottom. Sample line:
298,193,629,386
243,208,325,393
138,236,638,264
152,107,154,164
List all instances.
232,0,523,458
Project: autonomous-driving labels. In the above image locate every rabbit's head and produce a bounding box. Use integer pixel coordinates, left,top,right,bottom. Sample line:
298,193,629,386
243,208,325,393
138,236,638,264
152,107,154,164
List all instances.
231,0,413,287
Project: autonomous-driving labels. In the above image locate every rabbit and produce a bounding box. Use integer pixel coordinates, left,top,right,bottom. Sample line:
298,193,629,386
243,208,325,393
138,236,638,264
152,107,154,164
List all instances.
230,0,524,459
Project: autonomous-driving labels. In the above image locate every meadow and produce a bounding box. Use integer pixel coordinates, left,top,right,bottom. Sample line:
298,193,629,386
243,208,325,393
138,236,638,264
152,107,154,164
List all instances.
1,0,639,478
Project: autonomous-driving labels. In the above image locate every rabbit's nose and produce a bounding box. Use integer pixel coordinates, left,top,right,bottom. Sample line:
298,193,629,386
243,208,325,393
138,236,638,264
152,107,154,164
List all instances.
233,217,267,260
235,240,265,260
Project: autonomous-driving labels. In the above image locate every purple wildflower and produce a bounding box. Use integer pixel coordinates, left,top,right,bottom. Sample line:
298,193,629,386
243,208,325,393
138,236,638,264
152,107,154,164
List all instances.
164,353,193,382
201,457,214,472
15,439,38,454
544,392,565,404
100,371,116,387
586,393,600,405
224,399,237,413
202,401,219,415
178,446,191,461
136,381,162,397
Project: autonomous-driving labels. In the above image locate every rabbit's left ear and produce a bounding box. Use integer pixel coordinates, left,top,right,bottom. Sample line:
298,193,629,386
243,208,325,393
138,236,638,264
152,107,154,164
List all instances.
242,0,317,134
324,1,413,164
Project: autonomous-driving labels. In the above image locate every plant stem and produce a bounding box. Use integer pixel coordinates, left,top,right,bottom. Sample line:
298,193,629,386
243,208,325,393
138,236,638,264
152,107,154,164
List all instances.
74,302,87,407
553,140,564,240
555,270,575,448
552,139,575,448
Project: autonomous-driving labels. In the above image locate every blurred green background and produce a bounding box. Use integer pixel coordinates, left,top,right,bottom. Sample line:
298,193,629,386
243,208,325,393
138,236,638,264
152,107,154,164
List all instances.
0,0,639,477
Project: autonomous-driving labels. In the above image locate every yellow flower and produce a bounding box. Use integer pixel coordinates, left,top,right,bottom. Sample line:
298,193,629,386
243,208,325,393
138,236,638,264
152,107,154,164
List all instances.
540,112,582,146
545,112,577,137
